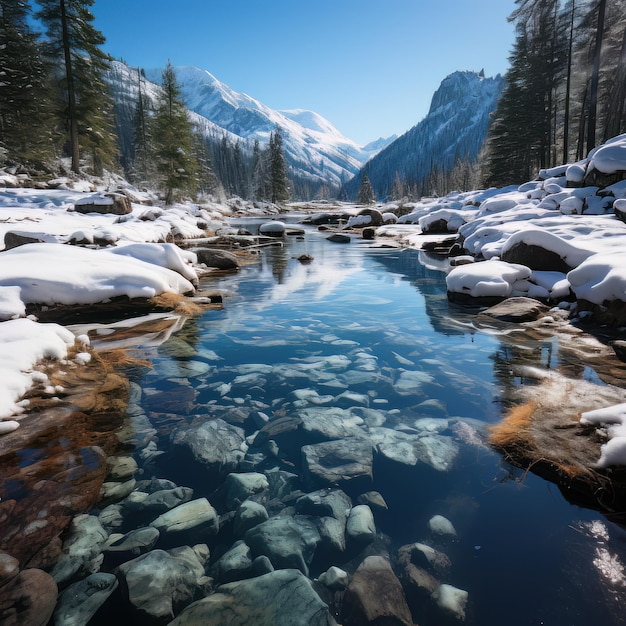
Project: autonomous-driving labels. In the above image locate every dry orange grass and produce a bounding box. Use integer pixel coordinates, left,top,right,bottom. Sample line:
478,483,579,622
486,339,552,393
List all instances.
150,292,202,316
488,401,537,449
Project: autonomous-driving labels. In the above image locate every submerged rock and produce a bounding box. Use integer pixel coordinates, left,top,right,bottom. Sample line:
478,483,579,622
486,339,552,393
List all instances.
341,556,413,626
346,505,376,546
0,568,58,626
432,583,469,621
149,498,219,542
54,572,118,626
302,438,373,492
170,419,247,479
118,549,201,622
244,517,321,576
170,569,337,625
428,514,457,538
50,514,108,586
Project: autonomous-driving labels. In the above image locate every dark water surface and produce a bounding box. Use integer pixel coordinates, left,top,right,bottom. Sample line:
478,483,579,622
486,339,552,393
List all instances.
121,219,626,625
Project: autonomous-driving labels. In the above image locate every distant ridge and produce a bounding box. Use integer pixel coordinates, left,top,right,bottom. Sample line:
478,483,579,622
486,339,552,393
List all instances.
342,70,504,200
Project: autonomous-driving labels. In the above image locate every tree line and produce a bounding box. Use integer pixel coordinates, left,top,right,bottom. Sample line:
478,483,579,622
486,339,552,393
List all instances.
481,0,626,187
0,0,290,204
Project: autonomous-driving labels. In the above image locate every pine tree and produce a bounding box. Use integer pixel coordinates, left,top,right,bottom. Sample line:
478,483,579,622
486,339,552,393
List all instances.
37,0,117,174
152,61,197,204
268,127,290,204
357,174,375,204
0,0,55,165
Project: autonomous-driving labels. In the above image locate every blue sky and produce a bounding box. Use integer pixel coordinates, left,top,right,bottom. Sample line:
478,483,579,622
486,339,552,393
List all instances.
94,0,517,145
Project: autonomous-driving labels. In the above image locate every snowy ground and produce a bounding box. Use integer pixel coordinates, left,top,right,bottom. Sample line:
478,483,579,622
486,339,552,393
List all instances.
0,183,233,423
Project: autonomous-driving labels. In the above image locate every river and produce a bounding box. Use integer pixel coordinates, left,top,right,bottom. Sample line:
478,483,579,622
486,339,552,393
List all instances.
84,217,626,624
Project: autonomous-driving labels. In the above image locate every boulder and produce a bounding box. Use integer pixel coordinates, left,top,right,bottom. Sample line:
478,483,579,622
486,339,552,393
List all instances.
302,438,373,492
73,193,131,215
122,486,194,519
432,583,469,621
103,526,160,566
501,240,572,272
476,296,550,323
346,505,376,546
170,569,336,626
326,233,351,243
244,517,320,576
233,500,269,537
398,542,451,577
49,514,108,586
357,208,384,226
118,550,201,622
341,556,413,626
194,248,240,270
224,472,269,509
295,489,352,524
149,498,219,542
318,566,349,591
428,514,457,538
170,419,247,479
209,540,255,584
0,568,58,626
3,232,45,250
53,572,118,626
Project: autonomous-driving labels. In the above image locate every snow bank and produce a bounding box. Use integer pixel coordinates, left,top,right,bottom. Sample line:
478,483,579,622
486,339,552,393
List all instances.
580,404,626,467
567,252,626,305
446,260,531,298
0,318,76,419
0,243,196,308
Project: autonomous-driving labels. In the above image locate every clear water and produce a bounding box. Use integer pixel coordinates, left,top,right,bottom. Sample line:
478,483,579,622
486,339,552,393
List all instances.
126,219,626,625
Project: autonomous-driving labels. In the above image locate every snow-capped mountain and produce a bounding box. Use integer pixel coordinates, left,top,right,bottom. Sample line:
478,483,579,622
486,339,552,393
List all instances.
342,71,504,200
145,65,393,190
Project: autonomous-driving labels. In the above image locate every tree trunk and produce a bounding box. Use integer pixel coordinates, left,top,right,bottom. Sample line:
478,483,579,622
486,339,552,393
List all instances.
563,0,575,162
586,0,606,153
60,0,80,173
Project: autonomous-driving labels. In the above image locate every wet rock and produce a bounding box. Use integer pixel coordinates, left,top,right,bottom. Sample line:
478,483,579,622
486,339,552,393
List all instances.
194,248,240,270
118,549,200,622
170,568,336,626
432,583,469,621
150,498,219,543
0,568,58,626
346,505,376,546
100,478,137,504
341,555,413,626
53,572,118,626
302,437,373,492
170,419,247,479
50,514,108,586
428,514,457,538
168,545,211,583
295,489,352,524
244,516,321,576
318,565,349,591
103,526,160,566
265,468,300,502
315,516,346,552
357,491,388,511
210,540,255,584
123,486,194,519
476,296,550,323
224,472,269,508
106,456,138,481
393,369,434,396
299,407,364,441
401,562,439,598
327,233,351,243
0,552,19,587
233,500,269,537
398,542,451,577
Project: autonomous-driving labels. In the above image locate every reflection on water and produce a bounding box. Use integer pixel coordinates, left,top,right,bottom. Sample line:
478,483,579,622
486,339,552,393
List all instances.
114,222,626,624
